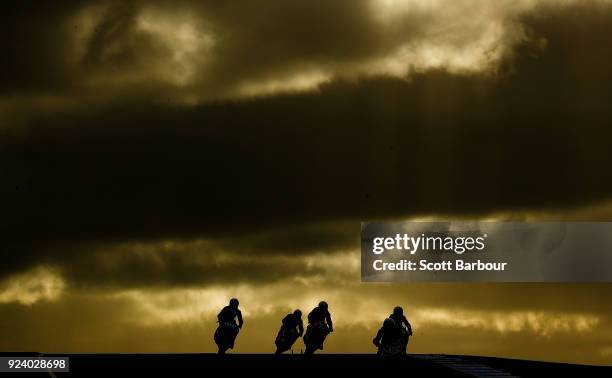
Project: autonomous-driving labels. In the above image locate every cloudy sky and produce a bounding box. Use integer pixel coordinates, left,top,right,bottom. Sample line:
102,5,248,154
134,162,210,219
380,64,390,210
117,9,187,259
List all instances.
2,0,612,365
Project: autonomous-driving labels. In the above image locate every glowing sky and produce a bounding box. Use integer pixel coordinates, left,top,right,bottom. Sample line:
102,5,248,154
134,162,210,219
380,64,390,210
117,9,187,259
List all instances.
2,0,612,365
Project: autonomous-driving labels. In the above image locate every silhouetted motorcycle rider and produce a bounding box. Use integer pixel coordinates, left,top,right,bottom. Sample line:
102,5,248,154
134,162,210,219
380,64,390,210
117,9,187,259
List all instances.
373,318,404,356
307,301,333,332
275,309,303,354
215,298,243,353
389,306,412,349
304,301,333,354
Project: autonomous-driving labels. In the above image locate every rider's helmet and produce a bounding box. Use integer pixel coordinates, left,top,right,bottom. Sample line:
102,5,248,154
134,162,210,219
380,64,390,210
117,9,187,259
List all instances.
393,306,403,316
318,301,328,310
293,309,302,318
383,318,396,329
229,298,239,308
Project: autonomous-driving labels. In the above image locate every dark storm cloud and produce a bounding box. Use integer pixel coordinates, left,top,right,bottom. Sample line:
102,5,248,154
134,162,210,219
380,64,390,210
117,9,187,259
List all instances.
0,0,435,96
61,246,326,289
0,222,358,287
0,2,79,93
212,221,358,255
4,1,612,227
183,0,431,94
56,222,359,289
2,2,612,283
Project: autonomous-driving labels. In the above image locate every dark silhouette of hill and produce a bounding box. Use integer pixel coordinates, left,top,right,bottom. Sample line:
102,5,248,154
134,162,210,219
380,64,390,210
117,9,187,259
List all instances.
2,353,610,376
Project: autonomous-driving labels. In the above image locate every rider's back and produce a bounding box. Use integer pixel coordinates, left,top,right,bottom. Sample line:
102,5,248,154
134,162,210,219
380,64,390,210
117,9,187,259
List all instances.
282,313,300,328
384,323,401,342
218,305,240,323
307,307,329,324
390,313,410,331
375,321,401,346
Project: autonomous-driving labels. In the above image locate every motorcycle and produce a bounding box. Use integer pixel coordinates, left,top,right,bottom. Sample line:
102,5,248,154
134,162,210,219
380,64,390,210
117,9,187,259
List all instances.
274,326,301,354
378,338,406,357
303,322,330,355
374,323,408,357
214,321,239,354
